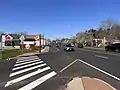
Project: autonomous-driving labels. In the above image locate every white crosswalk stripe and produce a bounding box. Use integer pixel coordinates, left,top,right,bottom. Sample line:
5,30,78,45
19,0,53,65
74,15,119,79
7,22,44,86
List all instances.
5,67,51,87
10,63,47,77
14,59,41,67
5,56,57,90
12,61,44,71
17,56,39,61
16,58,40,63
18,71,57,90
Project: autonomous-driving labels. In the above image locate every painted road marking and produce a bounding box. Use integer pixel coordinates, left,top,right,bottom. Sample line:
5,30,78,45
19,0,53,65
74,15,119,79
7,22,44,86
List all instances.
17,57,39,61
60,60,78,72
5,67,51,87
10,63,47,77
77,59,120,81
12,61,44,71
95,55,108,59
16,58,40,63
18,71,57,90
14,59,41,67
17,58,39,62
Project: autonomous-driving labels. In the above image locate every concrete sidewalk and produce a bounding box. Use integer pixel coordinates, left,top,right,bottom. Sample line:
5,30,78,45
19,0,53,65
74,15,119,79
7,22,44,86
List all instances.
18,46,49,56
9,46,50,59
64,77,116,90
84,47,105,50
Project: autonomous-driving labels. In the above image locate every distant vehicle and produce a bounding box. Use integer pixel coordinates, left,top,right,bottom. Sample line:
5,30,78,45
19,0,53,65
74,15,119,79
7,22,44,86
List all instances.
64,44,75,51
71,43,74,47
105,43,120,52
77,43,83,48
56,44,59,47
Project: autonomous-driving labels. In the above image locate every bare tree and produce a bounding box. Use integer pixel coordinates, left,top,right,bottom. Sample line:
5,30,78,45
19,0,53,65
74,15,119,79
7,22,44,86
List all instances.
99,18,119,30
99,18,120,40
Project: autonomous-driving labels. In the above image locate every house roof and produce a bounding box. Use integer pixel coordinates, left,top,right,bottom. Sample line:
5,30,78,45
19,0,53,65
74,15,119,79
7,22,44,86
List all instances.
25,35,44,39
25,35,36,39
2,34,21,39
1,34,44,41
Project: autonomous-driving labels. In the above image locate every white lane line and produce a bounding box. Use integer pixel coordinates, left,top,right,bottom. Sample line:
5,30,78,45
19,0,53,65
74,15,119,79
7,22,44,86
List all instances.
77,59,120,81
18,71,57,90
16,58,41,63
14,59,41,67
17,57,39,62
95,55,108,59
10,63,47,77
5,67,51,87
60,60,78,72
12,61,44,71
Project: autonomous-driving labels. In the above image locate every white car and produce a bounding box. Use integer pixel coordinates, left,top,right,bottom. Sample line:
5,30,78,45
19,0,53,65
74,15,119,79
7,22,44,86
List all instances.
64,44,75,51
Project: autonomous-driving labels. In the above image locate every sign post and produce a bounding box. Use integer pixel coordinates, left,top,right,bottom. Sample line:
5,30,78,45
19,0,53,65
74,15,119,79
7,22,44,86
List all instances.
39,34,41,53
19,35,25,53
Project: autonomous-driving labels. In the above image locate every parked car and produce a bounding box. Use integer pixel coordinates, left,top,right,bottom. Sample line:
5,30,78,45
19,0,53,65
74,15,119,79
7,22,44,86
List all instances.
77,43,83,48
64,44,75,51
105,43,120,52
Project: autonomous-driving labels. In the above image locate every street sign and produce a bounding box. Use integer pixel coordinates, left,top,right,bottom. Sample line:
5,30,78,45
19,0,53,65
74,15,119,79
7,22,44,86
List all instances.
19,35,25,42
19,35,25,52
35,35,39,40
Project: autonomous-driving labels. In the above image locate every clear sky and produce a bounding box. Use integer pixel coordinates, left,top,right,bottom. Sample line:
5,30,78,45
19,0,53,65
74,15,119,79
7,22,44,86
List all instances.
0,0,120,39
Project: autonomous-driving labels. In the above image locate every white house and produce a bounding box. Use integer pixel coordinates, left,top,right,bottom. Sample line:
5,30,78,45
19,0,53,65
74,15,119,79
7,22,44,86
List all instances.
0,34,20,49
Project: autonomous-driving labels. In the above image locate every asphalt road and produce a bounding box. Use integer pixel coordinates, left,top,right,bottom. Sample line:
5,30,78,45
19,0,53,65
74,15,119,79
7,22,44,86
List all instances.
0,45,120,90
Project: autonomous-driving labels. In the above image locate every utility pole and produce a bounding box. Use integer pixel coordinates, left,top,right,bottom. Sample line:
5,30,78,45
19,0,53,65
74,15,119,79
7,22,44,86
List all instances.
39,34,41,53
42,34,44,47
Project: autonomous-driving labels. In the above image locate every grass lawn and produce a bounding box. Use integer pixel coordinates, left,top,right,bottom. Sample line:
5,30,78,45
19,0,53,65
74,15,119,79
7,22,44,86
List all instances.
2,49,38,59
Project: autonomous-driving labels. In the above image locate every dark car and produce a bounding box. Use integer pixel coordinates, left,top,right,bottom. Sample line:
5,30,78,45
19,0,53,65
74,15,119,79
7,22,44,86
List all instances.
77,43,83,48
64,44,75,51
105,43,120,52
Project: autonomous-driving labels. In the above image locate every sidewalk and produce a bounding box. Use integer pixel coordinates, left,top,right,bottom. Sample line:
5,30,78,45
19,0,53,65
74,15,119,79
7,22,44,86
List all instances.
84,47,105,50
64,77,116,90
9,46,50,59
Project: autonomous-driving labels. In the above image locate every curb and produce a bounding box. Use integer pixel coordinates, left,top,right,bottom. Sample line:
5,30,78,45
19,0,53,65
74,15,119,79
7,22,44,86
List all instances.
84,47,105,50
65,77,84,90
82,77,116,90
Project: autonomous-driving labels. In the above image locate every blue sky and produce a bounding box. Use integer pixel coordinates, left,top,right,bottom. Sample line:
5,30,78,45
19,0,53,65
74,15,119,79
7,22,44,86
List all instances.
0,0,120,39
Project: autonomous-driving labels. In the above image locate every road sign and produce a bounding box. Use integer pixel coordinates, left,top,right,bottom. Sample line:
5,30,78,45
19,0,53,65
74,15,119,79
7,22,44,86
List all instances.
19,35,25,52
19,35,25,42
35,35,39,40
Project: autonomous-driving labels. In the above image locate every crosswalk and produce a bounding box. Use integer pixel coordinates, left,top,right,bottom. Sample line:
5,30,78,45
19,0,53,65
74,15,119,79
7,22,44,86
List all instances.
5,55,57,90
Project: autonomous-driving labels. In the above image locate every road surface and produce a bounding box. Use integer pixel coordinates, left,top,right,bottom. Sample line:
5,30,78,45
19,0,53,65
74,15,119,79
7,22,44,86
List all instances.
0,45,120,90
